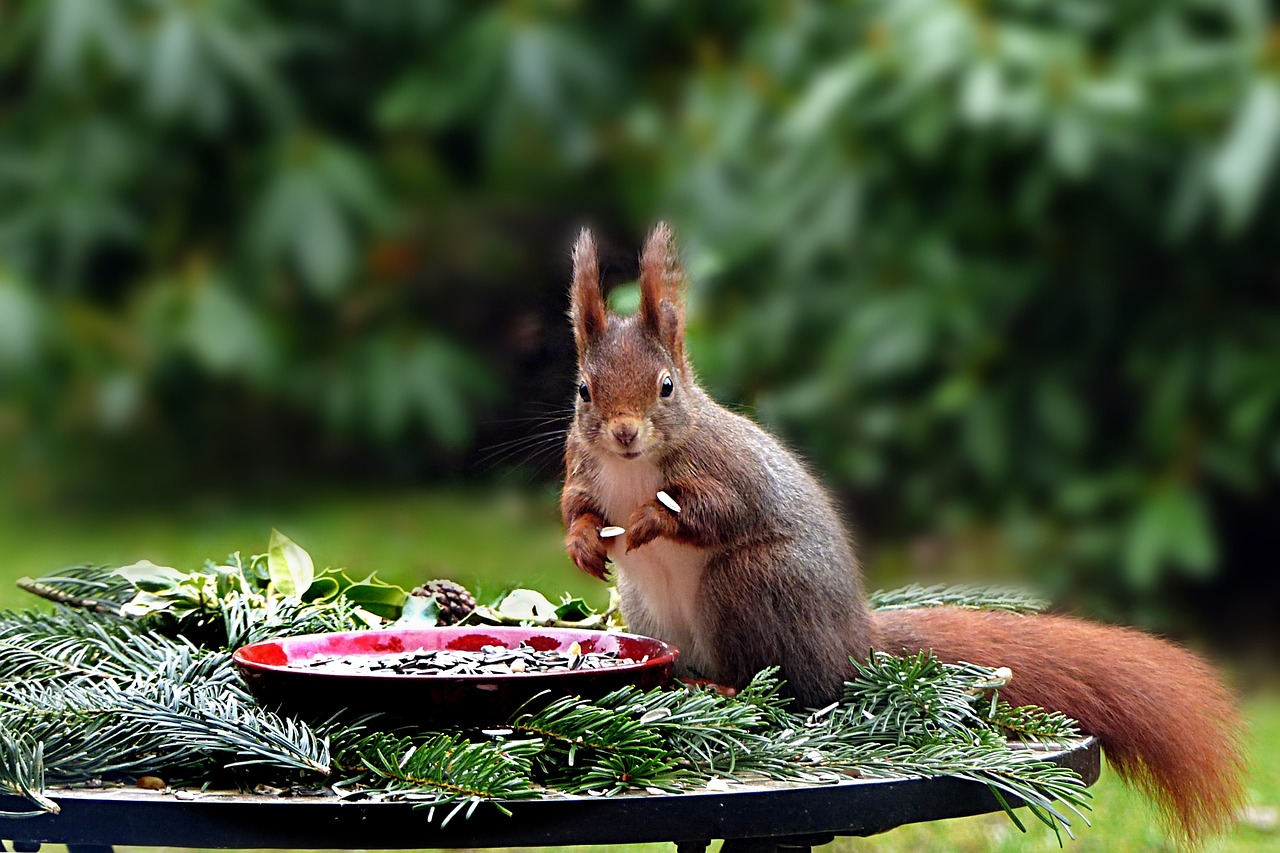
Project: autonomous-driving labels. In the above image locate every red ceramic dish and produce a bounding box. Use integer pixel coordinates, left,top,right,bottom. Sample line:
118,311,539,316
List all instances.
233,626,678,724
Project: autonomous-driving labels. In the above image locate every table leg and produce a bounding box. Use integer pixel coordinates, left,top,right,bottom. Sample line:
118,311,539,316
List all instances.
720,833,836,853
720,841,780,853
778,833,835,851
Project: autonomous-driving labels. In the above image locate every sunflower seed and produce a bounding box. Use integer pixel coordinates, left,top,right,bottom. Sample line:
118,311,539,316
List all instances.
599,526,626,538
290,641,633,676
656,490,681,513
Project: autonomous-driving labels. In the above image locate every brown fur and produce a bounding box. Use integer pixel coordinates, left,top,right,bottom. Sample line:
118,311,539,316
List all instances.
873,608,1246,842
569,228,606,358
638,221,686,363
561,222,1247,843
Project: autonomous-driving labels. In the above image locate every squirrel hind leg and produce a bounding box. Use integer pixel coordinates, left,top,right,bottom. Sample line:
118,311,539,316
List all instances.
700,545,866,707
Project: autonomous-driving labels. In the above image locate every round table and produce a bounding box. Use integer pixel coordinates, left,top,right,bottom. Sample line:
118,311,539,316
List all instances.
1,737,1098,853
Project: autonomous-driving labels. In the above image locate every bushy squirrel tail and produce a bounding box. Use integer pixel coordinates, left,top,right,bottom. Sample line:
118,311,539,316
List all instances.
871,607,1247,842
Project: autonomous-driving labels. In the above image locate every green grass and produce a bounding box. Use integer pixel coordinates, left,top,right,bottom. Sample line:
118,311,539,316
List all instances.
1,488,1276,852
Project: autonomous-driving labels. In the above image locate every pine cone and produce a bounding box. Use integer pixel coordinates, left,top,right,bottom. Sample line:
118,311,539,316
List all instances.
410,579,476,625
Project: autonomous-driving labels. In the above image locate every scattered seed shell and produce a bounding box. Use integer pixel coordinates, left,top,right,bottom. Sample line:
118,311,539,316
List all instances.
656,490,681,513
599,526,626,538
639,707,672,724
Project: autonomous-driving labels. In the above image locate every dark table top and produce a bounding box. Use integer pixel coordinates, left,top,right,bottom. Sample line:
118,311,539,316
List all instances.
1,737,1099,852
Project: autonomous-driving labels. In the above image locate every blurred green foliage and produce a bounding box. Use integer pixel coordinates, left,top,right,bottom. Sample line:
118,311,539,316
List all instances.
1,1,1279,624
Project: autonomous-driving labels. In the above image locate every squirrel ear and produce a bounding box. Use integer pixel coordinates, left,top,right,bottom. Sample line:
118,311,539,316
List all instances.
569,228,606,356
638,221,687,360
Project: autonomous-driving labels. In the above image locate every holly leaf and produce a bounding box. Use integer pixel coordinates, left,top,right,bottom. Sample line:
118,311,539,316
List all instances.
343,575,408,620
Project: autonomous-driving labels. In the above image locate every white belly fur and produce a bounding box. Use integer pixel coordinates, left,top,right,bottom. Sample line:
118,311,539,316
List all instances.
592,456,712,674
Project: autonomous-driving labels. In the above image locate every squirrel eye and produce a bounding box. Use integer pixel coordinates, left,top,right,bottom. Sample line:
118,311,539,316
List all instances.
578,382,592,403
660,374,674,398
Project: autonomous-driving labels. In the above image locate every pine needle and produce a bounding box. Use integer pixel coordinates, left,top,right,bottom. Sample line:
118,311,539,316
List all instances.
869,583,1049,614
2,564,1093,841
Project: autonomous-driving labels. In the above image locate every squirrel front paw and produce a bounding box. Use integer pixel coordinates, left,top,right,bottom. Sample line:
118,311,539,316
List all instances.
565,515,611,581
625,501,681,552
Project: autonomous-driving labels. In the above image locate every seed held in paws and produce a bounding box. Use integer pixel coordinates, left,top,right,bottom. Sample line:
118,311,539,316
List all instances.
656,490,681,513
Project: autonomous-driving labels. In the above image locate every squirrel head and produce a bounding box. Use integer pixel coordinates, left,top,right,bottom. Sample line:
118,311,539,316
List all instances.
568,222,697,462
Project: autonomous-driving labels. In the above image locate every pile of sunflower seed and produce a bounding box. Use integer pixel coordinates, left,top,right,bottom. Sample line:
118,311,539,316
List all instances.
293,641,642,676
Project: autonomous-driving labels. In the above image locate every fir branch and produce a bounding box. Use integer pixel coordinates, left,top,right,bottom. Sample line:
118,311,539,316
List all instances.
1,676,331,782
989,702,1082,746
560,749,693,796
344,732,541,824
513,695,686,793
222,593,372,649
0,610,233,688
103,679,332,775
807,736,1091,841
592,672,819,781
843,653,997,745
0,726,58,817
14,564,135,613
869,583,1048,614
0,565,1095,839
514,694,666,759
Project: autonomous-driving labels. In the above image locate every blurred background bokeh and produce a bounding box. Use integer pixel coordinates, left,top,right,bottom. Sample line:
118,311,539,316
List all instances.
2,1,1279,651
3,2,1280,849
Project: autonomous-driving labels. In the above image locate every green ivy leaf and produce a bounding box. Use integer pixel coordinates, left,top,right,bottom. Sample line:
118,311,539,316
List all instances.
267,529,314,598
554,596,596,623
113,560,187,594
394,594,441,627
496,588,558,622
343,575,409,620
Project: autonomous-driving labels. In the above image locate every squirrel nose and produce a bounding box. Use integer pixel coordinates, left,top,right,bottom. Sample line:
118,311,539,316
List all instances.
611,421,639,448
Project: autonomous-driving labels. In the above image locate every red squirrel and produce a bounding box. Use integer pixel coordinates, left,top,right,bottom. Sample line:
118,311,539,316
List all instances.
560,223,1246,842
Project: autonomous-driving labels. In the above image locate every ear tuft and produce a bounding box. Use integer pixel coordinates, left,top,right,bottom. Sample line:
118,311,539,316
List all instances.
638,221,687,359
569,228,606,356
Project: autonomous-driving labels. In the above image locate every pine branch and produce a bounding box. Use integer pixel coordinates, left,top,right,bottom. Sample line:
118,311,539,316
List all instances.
341,732,541,824
0,726,58,817
0,564,1094,840
989,702,1081,746
102,680,331,775
843,653,998,744
869,583,1048,614
805,736,1091,841
0,610,234,688
1,677,330,783
592,671,820,781
512,695,686,793
14,564,134,614
222,592,372,649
